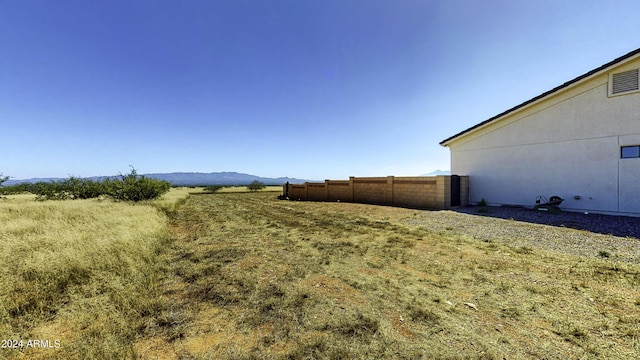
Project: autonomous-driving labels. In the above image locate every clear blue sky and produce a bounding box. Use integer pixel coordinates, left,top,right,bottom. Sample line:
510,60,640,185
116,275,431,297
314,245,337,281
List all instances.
2,0,640,180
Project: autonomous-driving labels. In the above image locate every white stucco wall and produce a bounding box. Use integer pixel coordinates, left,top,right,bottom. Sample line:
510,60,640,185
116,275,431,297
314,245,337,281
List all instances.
446,57,640,216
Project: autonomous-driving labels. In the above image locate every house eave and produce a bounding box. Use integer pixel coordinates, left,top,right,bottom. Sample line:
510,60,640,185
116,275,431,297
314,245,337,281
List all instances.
440,47,640,148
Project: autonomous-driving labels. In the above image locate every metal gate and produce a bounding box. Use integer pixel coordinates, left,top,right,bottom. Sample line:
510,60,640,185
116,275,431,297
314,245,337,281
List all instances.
450,175,461,207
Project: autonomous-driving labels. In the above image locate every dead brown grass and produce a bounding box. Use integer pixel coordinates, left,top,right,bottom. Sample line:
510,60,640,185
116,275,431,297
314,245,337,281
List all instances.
143,193,640,359
0,194,172,359
5,189,636,358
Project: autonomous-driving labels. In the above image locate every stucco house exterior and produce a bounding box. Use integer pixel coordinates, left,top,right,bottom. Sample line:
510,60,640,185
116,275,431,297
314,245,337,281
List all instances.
440,48,640,216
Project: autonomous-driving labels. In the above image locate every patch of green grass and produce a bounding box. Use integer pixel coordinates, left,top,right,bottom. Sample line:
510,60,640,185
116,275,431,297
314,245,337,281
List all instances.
515,245,534,254
598,250,611,258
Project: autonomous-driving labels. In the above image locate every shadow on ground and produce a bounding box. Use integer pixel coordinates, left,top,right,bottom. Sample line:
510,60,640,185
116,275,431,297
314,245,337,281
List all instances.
455,206,640,239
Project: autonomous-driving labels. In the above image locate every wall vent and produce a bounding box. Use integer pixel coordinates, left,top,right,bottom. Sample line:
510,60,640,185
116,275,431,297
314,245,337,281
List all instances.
611,68,639,94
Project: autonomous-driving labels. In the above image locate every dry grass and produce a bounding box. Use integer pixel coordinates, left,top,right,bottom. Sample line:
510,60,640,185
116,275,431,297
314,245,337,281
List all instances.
3,190,639,359
211,185,283,193
0,189,192,359
145,193,640,359
154,187,204,216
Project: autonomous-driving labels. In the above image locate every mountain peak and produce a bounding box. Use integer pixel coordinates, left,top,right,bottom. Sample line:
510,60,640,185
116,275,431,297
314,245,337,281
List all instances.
421,169,451,176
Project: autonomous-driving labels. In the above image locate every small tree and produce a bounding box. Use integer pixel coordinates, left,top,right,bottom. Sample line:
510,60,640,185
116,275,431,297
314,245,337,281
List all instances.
247,180,266,192
0,173,9,199
107,166,171,202
204,185,225,193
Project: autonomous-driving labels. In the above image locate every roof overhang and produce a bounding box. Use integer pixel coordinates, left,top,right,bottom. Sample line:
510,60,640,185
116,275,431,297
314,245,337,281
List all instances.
440,47,640,147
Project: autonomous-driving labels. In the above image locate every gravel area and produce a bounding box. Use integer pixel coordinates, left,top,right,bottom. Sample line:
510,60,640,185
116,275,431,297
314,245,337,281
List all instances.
405,206,640,264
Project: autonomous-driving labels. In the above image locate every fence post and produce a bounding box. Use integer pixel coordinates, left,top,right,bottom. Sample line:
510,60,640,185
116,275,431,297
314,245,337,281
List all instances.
436,176,451,209
387,176,394,205
325,180,330,201
349,176,355,202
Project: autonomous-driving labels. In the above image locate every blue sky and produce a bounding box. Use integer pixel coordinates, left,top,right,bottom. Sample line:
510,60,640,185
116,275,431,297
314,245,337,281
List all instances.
2,0,640,180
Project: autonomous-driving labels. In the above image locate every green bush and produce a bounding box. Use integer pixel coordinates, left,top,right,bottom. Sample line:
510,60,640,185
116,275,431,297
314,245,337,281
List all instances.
29,178,104,201
247,180,266,192
0,173,8,199
105,167,171,202
32,181,71,200
204,185,225,193
70,177,105,199
24,168,171,202
0,182,34,195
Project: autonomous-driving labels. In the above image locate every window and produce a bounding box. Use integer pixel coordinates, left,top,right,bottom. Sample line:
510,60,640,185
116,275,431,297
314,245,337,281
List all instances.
621,145,640,158
610,68,640,96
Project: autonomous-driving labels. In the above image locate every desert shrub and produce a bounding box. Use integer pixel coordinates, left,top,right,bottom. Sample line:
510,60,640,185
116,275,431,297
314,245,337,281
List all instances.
106,167,171,202
0,173,8,199
25,168,170,202
204,185,225,193
29,178,104,201
64,177,106,199
247,180,266,192
32,181,71,200
0,183,32,195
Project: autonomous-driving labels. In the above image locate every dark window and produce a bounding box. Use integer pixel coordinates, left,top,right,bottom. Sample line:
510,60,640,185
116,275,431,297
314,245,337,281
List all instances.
621,145,640,158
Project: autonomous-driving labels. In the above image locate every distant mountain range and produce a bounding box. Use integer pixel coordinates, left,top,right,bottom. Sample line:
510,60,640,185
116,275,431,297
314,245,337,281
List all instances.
4,170,451,187
4,172,314,187
144,172,313,186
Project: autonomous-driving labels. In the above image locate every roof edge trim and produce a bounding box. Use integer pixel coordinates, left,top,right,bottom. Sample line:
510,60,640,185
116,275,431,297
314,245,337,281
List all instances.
440,47,640,147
